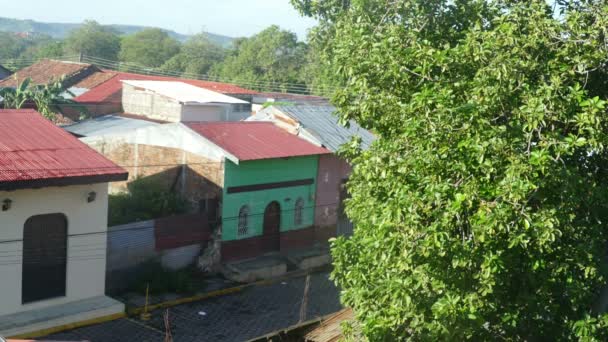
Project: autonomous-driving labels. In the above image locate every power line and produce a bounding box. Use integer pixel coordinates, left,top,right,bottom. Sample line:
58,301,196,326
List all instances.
0,55,338,95
0,202,347,264
0,200,342,246
80,55,337,94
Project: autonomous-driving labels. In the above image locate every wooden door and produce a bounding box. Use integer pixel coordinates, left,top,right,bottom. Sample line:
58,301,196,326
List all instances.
22,213,68,304
263,201,281,251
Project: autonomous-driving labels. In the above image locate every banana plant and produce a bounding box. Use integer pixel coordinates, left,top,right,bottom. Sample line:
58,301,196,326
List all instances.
0,77,32,110
0,76,84,121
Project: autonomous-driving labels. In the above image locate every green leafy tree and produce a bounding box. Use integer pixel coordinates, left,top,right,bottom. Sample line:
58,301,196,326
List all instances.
34,41,65,59
64,20,121,60
119,28,181,68
293,0,608,340
0,32,29,60
211,25,307,92
160,33,226,76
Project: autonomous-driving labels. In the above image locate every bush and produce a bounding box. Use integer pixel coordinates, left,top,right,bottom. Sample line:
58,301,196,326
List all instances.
131,260,198,296
108,178,189,226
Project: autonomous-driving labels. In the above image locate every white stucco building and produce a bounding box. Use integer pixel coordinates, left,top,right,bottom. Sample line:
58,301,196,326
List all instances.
0,109,128,337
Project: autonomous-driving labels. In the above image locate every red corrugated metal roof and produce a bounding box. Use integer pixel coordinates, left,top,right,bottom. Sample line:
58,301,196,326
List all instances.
74,70,257,103
0,109,127,190
185,122,330,161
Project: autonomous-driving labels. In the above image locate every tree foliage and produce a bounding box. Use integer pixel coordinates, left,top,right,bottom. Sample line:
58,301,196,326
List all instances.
119,28,181,68
211,25,308,92
294,0,608,340
160,33,226,76
63,20,121,60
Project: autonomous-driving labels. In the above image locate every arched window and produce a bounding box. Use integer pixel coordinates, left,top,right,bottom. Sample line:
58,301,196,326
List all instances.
294,198,304,226
238,205,250,236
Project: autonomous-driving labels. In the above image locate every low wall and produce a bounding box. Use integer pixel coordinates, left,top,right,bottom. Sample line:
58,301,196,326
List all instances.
105,214,212,293
221,226,332,263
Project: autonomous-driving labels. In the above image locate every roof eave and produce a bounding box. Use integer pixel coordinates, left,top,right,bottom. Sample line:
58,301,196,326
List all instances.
0,172,128,192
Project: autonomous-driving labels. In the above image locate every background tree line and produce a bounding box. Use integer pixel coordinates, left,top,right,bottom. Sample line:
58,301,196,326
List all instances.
0,20,331,94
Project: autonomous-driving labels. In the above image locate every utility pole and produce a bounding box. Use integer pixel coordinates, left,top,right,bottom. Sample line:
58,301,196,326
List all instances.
299,274,311,324
164,309,173,342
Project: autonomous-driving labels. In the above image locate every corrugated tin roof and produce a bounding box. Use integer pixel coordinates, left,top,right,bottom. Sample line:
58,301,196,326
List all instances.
0,109,127,190
63,114,161,137
185,122,330,162
256,105,375,153
0,59,100,88
304,308,354,342
0,64,12,78
74,71,258,103
122,80,249,105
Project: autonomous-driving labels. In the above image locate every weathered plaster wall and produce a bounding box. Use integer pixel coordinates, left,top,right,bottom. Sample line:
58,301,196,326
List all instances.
315,155,352,230
122,83,182,122
221,156,319,241
0,183,109,316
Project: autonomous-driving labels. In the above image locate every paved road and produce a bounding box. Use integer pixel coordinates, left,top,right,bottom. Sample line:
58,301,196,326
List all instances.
44,271,341,342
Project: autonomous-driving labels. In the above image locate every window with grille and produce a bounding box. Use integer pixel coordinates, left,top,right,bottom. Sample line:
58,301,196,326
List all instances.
238,205,250,236
294,198,304,226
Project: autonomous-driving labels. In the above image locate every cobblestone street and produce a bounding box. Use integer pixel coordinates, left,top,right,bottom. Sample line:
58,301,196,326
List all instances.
44,271,341,342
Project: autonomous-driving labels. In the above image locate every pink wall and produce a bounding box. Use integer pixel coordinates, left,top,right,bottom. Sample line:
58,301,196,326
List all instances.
315,154,351,236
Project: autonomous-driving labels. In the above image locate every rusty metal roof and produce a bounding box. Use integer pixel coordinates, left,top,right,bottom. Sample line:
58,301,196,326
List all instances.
185,122,330,162
0,59,100,88
260,105,376,153
0,109,127,190
303,308,354,342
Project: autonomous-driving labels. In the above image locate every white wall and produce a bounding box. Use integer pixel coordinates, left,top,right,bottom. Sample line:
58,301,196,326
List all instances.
180,105,223,122
180,104,250,122
0,183,110,316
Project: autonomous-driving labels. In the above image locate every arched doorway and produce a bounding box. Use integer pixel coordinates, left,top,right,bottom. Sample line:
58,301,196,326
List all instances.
22,213,68,303
263,201,281,251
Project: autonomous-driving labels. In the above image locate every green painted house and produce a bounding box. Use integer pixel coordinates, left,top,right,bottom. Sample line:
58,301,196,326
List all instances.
80,120,330,262
184,122,329,261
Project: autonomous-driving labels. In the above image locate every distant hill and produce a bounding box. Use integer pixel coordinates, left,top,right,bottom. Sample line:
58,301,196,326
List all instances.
0,17,234,47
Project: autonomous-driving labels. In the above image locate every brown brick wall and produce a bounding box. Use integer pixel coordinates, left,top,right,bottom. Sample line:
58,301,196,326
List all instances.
87,140,224,212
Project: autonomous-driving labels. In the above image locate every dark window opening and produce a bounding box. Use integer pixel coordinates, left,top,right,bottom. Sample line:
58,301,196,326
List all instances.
238,205,250,236
294,198,304,226
22,213,68,304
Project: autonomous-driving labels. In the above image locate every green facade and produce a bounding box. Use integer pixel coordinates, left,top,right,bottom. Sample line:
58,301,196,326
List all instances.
221,156,319,241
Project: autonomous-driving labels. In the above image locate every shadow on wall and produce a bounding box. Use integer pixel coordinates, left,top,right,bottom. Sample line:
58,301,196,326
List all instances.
108,166,223,226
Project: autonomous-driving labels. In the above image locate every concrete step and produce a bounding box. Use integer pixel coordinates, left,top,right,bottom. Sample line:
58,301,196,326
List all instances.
0,296,125,338
222,254,287,283
286,247,332,270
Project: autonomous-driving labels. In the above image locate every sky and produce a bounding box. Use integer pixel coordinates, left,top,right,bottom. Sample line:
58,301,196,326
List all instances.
1,0,318,39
